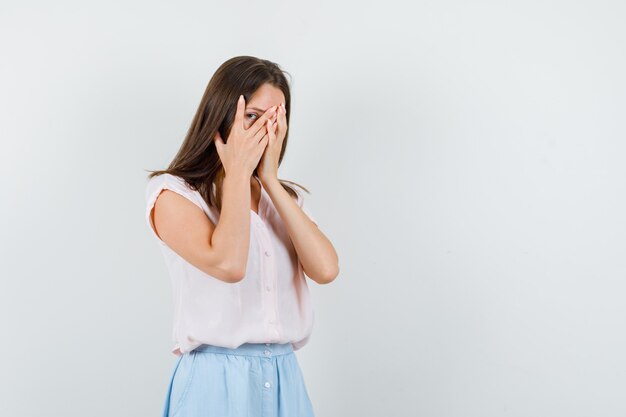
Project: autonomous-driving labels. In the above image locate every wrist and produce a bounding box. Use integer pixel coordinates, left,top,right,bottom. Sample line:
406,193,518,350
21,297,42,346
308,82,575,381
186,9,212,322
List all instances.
260,175,281,191
259,172,278,184
224,171,251,186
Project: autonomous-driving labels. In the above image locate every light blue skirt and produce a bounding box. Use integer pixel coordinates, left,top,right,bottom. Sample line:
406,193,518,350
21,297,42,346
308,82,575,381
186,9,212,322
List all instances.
161,342,316,417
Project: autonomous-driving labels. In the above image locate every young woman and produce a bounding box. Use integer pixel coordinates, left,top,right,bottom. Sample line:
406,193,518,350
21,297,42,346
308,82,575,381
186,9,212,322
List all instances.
144,56,339,417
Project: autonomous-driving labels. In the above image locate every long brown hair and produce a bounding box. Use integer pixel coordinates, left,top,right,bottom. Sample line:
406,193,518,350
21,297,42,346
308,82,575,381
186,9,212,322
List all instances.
145,55,310,214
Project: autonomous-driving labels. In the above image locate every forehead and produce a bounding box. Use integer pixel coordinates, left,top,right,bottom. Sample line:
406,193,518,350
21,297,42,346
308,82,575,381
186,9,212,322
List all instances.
246,83,285,109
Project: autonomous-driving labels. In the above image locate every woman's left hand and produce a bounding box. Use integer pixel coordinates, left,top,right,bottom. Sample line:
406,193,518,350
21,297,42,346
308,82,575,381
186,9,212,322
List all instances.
257,102,287,183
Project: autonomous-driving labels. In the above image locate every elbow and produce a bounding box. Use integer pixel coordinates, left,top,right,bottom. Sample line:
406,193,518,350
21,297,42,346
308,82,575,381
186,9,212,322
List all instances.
230,269,247,283
316,264,340,285
220,263,247,283
202,254,246,284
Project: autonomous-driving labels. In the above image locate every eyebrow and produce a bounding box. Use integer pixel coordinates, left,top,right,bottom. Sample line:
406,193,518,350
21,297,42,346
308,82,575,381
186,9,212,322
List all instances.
246,106,269,113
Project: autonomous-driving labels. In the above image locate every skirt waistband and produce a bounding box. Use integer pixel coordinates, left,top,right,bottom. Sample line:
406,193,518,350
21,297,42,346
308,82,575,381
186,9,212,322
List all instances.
191,342,294,357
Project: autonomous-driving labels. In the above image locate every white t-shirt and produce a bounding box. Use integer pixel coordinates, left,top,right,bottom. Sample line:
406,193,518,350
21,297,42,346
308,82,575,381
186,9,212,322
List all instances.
145,173,316,356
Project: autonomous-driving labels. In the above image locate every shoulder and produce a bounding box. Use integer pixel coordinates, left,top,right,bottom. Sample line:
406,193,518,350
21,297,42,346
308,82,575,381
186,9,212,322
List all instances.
147,173,188,189
145,173,202,210
146,173,195,194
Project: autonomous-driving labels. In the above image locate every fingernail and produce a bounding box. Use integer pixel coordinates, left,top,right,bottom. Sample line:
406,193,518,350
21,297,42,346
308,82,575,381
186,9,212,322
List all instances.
239,95,243,102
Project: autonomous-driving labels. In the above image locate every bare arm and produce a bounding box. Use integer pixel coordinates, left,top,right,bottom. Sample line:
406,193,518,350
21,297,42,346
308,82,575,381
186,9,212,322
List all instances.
262,177,340,285
150,95,277,283
150,173,252,283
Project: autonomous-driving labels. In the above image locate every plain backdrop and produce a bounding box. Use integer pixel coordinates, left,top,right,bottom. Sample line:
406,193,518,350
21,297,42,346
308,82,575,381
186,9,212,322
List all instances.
1,1,625,416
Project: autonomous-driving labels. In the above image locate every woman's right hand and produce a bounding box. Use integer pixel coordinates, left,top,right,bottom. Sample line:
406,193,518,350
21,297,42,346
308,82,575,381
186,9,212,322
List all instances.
214,95,277,178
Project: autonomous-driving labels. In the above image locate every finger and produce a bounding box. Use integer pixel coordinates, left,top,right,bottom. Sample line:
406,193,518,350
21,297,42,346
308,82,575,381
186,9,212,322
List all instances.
249,105,276,135
257,132,269,155
252,122,269,143
273,119,280,143
274,105,284,136
247,105,277,136
277,104,286,127
234,94,245,129
266,119,276,142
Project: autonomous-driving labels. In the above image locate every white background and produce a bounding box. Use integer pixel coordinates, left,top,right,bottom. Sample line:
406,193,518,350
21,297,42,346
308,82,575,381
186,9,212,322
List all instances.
1,1,625,416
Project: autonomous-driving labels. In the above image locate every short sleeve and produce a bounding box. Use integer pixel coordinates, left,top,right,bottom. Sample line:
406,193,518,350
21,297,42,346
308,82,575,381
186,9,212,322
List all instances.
145,173,205,242
296,191,317,226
